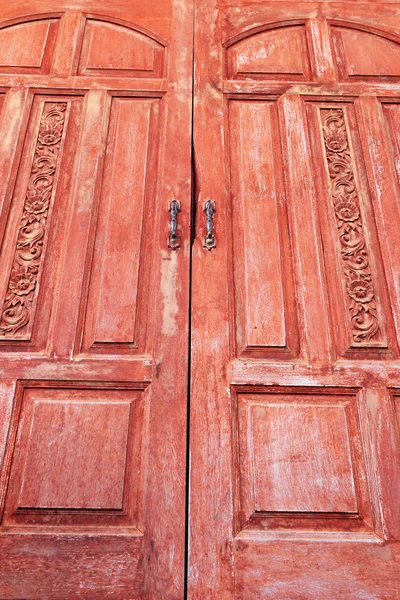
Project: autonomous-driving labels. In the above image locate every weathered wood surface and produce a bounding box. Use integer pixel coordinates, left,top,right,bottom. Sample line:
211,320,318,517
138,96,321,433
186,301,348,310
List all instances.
1,0,400,597
190,1,400,598
0,1,193,597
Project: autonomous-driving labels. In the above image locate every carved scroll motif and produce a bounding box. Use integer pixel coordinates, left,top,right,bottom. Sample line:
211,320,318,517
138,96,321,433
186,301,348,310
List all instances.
0,102,67,337
321,108,380,344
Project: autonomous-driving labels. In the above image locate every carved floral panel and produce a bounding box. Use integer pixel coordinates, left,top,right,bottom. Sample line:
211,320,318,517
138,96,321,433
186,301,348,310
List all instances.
0,102,67,339
321,108,381,345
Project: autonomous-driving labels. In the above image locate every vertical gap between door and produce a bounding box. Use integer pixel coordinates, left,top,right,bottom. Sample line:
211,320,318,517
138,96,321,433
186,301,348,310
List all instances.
184,8,196,596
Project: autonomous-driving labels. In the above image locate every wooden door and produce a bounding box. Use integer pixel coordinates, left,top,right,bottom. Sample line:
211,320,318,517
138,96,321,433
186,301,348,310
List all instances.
191,1,400,597
0,1,193,598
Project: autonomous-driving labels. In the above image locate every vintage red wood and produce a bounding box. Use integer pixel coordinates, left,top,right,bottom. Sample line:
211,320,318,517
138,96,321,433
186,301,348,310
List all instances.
190,1,400,598
1,0,400,598
0,0,193,598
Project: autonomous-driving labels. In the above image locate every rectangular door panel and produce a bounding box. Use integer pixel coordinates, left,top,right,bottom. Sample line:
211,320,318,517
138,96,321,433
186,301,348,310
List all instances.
229,100,299,358
3,383,146,530
234,388,373,536
80,96,160,355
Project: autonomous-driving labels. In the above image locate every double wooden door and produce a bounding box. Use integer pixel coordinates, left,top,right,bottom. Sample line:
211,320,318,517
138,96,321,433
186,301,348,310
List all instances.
0,0,400,598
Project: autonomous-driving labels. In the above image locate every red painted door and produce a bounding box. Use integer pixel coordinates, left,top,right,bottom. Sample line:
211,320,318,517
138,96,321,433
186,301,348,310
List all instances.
2,1,400,598
190,1,400,597
0,1,192,598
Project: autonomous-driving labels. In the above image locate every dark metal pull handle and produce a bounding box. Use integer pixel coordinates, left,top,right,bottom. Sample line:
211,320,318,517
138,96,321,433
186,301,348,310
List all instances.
168,199,181,250
203,199,216,250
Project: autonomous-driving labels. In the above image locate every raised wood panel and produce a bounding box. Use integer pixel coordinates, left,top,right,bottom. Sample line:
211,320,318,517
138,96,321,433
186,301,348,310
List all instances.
234,540,400,599
307,101,396,359
0,535,143,599
78,18,165,78
228,100,298,358
3,383,146,529
0,90,28,234
0,19,59,74
0,95,83,352
81,96,160,354
235,389,373,535
356,98,400,356
252,404,357,513
226,25,310,80
332,26,400,81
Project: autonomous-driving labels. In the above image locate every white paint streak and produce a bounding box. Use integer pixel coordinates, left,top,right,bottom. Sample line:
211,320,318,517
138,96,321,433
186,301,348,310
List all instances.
160,250,179,336
366,389,380,423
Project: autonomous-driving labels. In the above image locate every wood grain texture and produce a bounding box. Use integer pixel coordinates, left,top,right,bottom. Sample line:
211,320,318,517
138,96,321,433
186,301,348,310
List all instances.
278,93,332,364
0,535,144,600
226,25,310,80
0,19,59,73
241,398,358,513
360,98,400,354
81,97,160,352
332,26,400,80
0,1,192,598
234,539,400,599
78,19,165,78
2,0,400,597
190,1,234,597
191,1,400,598
228,100,299,358
3,385,146,529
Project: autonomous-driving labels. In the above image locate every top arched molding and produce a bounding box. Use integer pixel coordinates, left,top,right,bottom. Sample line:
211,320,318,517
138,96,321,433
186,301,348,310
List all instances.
225,18,400,82
0,12,167,78
225,21,310,81
78,14,167,77
329,21,400,81
0,14,62,74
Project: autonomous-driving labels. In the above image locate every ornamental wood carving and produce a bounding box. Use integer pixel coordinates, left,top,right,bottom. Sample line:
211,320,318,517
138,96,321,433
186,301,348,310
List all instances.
0,102,67,337
321,108,380,344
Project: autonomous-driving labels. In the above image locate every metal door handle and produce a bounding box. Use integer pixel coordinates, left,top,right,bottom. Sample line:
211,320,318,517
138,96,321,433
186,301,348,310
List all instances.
203,199,216,250
168,199,181,250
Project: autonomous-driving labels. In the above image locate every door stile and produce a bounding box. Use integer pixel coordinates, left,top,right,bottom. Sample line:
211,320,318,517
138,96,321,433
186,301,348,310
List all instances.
142,0,193,594
51,89,109,359
190,1,234,598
